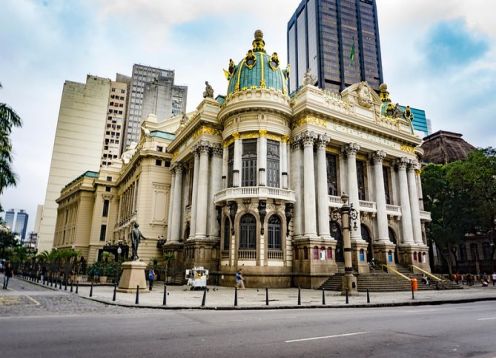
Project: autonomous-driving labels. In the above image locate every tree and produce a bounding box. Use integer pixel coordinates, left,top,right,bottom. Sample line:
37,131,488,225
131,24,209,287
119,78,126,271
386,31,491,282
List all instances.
422,148,496,273
0,83,23,211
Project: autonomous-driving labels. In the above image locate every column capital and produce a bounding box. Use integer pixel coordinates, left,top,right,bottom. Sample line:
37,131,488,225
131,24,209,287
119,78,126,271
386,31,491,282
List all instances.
315,134,330,149
195,140,211,155
291,136,302,151
172,162,184,174
371,150,387,164
408,159,420,170
301,131,317,147
259,129,268,137
232,132,240,140
343,143,360,157
211,143,223,157
396,157,409,169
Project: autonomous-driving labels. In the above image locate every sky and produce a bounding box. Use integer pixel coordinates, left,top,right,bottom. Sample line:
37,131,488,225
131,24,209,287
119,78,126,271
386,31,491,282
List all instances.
1,0,495,233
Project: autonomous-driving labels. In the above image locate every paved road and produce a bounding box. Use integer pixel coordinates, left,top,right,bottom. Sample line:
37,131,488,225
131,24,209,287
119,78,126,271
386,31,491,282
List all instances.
1,278,496,358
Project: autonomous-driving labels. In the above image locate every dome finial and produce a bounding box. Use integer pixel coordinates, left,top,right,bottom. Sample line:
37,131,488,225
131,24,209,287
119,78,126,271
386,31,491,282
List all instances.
252,29,265,53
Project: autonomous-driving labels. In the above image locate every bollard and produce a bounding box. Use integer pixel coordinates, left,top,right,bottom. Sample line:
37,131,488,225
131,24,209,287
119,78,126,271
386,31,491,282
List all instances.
163,284,167,306
89,282,93,297
59,280,62,290
64,280,67,291
135,285,140,304
266,288,269,306
75,281,79,294
70,281,73,293
201,289,207,307
322,288,326,305
411,286,415,300
297,287,301,306
345,289,349,304
367,289,370,304
50,279,53,287
234,287,238,307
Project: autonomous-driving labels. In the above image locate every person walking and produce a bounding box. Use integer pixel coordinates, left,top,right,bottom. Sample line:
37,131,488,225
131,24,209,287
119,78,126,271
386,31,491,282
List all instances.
492,272,496,287
3,262,13,289
148,269,155,291
235,269,245,289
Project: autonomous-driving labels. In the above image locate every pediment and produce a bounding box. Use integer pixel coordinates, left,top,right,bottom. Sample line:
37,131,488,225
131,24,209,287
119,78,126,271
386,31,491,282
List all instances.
341,81,381,109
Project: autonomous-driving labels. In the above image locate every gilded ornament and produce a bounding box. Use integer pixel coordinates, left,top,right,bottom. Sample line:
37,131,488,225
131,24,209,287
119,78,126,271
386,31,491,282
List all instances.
269,52,280,70
400,145,415,154
245,50,256,69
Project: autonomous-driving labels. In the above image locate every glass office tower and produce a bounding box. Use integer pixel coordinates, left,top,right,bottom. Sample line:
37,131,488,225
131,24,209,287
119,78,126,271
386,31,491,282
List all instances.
288,0,383,93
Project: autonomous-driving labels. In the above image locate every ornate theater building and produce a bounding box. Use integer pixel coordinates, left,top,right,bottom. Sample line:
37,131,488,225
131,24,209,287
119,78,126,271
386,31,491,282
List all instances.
54,31,431,288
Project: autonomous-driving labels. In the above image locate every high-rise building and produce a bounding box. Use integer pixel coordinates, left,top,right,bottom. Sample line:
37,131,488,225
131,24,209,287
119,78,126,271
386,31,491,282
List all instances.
399,106,431,137
287,0,383,93
38,75,112,252
123,64,187,150
101,78,130,167
4,209,15,230
14,209,28,241
142,75,187,123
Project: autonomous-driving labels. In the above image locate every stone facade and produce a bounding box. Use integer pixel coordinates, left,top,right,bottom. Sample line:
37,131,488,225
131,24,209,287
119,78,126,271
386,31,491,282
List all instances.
54,31,431,289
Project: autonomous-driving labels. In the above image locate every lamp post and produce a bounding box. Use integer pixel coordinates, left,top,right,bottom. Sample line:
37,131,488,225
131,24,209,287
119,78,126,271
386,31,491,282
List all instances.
331,193,359,295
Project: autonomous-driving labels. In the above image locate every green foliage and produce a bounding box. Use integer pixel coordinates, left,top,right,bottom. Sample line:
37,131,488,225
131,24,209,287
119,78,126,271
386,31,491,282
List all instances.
422,148,496,272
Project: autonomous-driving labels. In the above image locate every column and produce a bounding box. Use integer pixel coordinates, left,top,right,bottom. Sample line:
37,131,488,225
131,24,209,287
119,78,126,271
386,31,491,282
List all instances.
170,164,183,242
397,157,414,244
316,135,331,239
344,143,362,240
302,131,317,237
258,130,267,186
281,137,288,189
195,142,210,239
222,146,228,189
291,138,303,237
233,133,241,187
189,151,200,239
372,151,389,242
208,145,223,238
407,160,423,245
166,171,175,241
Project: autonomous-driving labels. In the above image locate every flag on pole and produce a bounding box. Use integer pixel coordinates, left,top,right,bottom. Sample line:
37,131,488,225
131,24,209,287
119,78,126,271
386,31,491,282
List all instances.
349,36,356,66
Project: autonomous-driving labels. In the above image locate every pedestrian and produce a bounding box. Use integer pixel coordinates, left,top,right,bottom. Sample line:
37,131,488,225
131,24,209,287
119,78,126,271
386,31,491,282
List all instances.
235,269,245,289
3,262,13,289
148,268,155,291
492,272,496,287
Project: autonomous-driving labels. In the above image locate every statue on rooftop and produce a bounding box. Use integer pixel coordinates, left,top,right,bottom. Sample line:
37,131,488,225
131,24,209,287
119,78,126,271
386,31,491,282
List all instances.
203,81,214,98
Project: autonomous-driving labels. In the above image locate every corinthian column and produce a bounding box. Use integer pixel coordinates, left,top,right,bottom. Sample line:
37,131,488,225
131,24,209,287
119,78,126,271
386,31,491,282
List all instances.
344,143,362,240
290,137,303,238
195,141,210,239
166,170,175,241
372,151,389,242
316,135,331,239
407,160,423,245
189,151,200,239
397,157,414,244
302,131,317,237
208,144,223,239
170,164,183,242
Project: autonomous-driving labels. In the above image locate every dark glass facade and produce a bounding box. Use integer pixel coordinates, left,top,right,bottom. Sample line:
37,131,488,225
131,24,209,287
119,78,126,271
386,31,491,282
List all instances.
287,0,383,93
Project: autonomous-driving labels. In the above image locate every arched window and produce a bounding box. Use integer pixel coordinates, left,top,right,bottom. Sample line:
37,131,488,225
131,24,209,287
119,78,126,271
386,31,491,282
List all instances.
239,214,257,250
313,246,319,260
223,218,230,251
268,215,282,250
303,246,309,260
327,247,333,260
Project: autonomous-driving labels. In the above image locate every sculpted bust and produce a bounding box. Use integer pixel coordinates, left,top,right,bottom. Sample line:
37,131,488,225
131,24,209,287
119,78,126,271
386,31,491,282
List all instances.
356,82,373,108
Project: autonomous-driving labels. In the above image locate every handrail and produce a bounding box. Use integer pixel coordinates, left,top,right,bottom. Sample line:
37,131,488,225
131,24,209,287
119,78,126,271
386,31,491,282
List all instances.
381,264,411,281
411,265,445,282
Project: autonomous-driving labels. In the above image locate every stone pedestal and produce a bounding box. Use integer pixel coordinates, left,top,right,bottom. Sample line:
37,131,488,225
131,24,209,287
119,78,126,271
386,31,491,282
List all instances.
117,261,148,293
351,240,370,273
374,241,397,266
342,274,358,295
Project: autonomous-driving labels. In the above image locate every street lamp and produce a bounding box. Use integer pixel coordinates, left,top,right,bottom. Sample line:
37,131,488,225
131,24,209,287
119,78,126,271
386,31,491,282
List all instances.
330,193,359,295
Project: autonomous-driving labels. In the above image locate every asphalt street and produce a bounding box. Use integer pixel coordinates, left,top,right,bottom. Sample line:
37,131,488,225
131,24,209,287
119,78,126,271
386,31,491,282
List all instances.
1,278,496,358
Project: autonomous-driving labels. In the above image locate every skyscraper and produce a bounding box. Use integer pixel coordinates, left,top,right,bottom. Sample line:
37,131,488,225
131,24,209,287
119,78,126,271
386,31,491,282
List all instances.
287,0,383,93
123,64,187,150
14,210,28,241
4,209,15,230
38,75,112,252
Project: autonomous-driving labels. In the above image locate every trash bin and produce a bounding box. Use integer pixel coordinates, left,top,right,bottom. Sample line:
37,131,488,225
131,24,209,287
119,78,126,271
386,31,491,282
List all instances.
411,278,418,291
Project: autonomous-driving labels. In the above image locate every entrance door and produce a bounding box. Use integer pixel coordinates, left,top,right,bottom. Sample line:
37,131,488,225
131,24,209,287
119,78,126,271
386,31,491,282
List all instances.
361,224,373,262
389,227,399,264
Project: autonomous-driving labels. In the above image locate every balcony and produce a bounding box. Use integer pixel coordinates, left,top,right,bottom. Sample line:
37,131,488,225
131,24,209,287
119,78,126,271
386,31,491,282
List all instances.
328,196,377,213
214,186,296,204
386,204,402,217
238,249,257,260
420,210,432,222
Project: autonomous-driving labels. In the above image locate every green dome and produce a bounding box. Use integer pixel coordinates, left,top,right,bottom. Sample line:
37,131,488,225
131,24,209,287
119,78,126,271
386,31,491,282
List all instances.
225,30,288,96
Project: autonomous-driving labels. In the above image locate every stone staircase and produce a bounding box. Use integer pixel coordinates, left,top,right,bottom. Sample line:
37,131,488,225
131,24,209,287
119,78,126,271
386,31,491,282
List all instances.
319,264,462,292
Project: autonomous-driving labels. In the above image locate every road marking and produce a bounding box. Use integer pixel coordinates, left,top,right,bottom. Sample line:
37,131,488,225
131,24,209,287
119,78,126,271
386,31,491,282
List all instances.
477,317,496,321
285,331,368,343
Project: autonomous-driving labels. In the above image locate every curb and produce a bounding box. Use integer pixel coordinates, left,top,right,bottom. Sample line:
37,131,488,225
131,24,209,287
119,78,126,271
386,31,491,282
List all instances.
17,277,496,311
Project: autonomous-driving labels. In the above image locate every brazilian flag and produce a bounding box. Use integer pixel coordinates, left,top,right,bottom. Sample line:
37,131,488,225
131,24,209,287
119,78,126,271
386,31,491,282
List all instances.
349,36,356,66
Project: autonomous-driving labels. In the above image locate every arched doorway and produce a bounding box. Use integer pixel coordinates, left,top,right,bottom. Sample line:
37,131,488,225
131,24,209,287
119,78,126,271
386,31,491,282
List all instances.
361,224,373,262
388,227,399,264
239,214,257,259
330,221,343,262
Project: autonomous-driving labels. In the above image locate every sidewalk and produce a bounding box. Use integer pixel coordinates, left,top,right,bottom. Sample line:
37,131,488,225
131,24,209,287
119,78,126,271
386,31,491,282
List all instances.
19,277,496,310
